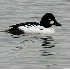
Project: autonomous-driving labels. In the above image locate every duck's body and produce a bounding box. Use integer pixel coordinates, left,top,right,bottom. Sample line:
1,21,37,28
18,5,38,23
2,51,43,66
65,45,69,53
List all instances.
18,25,55,34
7,13,61,35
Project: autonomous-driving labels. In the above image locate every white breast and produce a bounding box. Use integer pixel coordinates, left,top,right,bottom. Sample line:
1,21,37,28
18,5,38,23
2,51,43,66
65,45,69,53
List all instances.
18,25,55,34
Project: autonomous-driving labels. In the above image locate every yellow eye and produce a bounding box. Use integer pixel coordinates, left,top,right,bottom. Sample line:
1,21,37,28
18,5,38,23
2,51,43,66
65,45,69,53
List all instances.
49,19,51,21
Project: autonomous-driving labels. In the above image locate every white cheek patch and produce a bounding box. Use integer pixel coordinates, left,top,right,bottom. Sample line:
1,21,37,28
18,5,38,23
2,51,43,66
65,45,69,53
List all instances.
50,21,54,24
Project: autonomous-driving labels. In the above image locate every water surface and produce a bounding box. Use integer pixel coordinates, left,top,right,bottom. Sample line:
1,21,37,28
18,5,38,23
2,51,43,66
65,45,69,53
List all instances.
0,0,70,69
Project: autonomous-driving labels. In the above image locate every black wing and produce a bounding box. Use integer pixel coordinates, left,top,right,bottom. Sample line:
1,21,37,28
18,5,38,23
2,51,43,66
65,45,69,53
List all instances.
6,22,39,35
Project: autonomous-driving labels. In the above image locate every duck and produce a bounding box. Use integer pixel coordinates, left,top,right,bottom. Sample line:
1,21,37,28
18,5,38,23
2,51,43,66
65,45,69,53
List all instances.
7,13,62,35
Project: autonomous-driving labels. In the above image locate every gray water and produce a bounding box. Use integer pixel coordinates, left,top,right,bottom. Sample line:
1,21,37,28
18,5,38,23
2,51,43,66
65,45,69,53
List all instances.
0,0,70,69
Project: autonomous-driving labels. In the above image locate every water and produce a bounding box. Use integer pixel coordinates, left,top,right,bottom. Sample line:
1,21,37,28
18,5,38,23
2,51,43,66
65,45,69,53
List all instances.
0,0,70,69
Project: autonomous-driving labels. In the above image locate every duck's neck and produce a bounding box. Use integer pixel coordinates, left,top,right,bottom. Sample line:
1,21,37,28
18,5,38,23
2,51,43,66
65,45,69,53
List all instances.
40,19,52,28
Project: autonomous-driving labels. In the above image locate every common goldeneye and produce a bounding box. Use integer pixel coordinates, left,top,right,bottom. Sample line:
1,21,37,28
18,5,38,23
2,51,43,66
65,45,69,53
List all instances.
7,13,61,35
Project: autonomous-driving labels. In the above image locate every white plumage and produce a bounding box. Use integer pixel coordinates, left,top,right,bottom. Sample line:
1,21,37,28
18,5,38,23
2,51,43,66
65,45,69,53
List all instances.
18,25,55,34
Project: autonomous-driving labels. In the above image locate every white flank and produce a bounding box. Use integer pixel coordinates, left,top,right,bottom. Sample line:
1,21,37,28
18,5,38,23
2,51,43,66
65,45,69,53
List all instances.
18,25,55,34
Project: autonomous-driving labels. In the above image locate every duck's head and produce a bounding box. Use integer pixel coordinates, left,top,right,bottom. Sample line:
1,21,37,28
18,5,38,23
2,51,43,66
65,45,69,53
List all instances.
40,13,62,28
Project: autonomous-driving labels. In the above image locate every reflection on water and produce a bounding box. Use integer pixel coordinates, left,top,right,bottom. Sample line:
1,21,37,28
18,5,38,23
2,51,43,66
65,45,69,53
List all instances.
8,32,55,57
41,36,54,48
40,36,55,56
